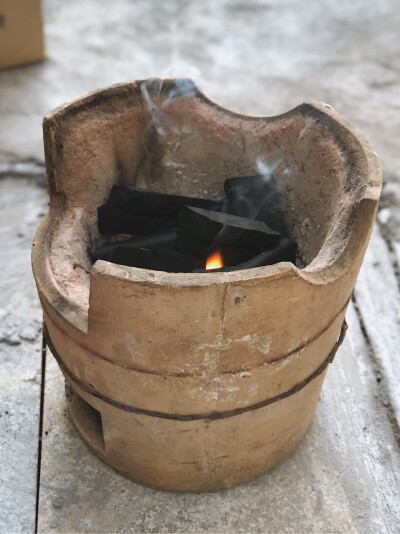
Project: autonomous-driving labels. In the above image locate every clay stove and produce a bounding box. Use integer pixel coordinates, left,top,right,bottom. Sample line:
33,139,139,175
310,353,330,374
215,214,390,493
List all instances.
32,78,382,491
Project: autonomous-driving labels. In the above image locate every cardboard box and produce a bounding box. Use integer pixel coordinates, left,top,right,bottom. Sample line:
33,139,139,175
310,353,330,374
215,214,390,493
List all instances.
0,0,44,70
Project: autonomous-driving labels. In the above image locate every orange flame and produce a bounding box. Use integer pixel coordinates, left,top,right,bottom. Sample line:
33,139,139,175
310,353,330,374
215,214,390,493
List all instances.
206,250,223,270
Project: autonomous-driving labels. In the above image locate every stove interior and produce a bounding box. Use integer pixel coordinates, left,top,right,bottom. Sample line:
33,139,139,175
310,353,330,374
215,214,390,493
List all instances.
45,80,361,318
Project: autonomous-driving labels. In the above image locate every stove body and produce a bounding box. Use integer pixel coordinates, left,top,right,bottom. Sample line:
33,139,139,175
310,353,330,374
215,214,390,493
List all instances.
32,79,381,491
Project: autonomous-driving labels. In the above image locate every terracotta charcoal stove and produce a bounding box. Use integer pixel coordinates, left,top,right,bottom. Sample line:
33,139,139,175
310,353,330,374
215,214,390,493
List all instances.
32,78,382,492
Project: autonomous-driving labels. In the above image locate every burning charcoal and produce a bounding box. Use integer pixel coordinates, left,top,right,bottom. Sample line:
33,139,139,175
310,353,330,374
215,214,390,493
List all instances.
225,237,296,270
108,247,197,273
98,185,224,235
218,246,256,267
178,206,282,259
194,237,296,273
224,174,290,237
91,229,177,263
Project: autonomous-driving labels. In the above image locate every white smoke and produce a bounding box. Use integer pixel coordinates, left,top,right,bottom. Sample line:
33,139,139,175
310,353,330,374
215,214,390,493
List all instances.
256,157,279,178
298,117,313,139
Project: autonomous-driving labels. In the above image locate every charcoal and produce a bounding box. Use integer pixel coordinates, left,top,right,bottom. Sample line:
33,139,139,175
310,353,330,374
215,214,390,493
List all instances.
224,174,289,237
108,246,197,273
217,246,256,267
91,229,177,263
194,237,296,272
98,206,177,235
178,206,281,259
98,185,224,235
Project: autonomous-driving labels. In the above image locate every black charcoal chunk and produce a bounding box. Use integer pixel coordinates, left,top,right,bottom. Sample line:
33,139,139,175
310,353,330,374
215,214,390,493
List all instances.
178,206,281,259
217,246,256,267
194,237,296,272
108,247,196,273
98,185,223,235
224,174,289,237
91,229,177,263
97,206,177,235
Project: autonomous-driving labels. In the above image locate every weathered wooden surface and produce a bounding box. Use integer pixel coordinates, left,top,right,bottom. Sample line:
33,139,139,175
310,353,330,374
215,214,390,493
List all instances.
0,178,47,533
354,224,400,425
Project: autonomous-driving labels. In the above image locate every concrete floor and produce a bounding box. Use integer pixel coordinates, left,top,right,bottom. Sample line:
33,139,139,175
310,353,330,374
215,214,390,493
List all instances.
0,0,399,532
